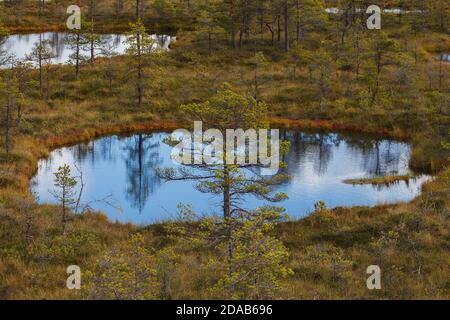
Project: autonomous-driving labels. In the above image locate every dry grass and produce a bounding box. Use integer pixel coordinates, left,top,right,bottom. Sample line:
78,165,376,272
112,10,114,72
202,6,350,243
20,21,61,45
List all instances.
343,175,415,186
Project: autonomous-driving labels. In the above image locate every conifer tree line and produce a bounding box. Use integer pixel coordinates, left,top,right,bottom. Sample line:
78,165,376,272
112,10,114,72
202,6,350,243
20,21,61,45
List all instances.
1,1,447,39
185,0,447,51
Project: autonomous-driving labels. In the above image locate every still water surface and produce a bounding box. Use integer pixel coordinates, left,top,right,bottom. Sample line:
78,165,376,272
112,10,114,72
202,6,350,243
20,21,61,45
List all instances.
31,131,430,225
436,53,450,63
2,32,175,65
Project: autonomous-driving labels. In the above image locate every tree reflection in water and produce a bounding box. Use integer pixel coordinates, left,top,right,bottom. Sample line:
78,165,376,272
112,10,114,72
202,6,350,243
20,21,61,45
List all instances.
31,131,429,224
346,138,403,176
282,131,340,177
121,134,163,213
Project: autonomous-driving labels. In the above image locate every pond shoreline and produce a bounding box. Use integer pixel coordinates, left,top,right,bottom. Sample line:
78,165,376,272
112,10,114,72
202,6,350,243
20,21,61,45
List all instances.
33,121,428,224
4,22,130,34
4,20,182,35
41,117,412,151
2,32,176,66
23,116,435,226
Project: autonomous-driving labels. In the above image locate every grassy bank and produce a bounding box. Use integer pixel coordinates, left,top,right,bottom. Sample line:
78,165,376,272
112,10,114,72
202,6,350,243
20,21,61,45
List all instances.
343,175,415,186
0,0,193,34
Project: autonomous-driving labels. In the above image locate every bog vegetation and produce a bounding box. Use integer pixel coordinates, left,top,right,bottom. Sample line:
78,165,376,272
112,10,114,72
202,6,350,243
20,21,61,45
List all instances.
0,0,448,299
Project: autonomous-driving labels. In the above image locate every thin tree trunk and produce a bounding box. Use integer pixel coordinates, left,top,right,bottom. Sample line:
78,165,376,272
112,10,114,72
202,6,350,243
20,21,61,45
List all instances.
90,0,95,64
230,0,237,48
39,34,43,97
75,33,80,79
137,33,143,106
259,3,264,40
223,165,234,295
62,189,67,236
4,98,11,154
136,0,140,19
46,65,50,100
223,166,231,219
140,0,145,19
277,15,281,48
296,0,301,42
254,68,259,100
284,1,290,52
25,211,32,246
266,23,275,46
372,52,382,103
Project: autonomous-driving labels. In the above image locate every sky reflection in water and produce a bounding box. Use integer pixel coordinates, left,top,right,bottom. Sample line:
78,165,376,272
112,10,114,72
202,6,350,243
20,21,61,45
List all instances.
31,131,430,225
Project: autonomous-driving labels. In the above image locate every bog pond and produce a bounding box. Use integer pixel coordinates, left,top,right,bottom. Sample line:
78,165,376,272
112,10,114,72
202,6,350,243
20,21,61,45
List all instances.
2,32,175,65
31,131,431,224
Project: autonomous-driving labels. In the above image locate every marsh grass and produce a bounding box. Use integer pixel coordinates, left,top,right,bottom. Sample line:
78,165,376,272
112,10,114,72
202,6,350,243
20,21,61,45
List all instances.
343,175,415,186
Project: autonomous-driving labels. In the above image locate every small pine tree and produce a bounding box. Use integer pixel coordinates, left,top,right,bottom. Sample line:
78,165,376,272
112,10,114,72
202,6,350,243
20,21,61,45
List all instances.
26,36,55,98
211,207,293,299
125,20,155,107
0,67,20,155
51,165,77,235
248,52,269,100
165,205,293,299
86,234,157,299
65,21,90,79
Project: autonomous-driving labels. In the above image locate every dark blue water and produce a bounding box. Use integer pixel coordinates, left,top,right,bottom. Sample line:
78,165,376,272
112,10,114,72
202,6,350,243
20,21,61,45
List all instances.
31,131,430,225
